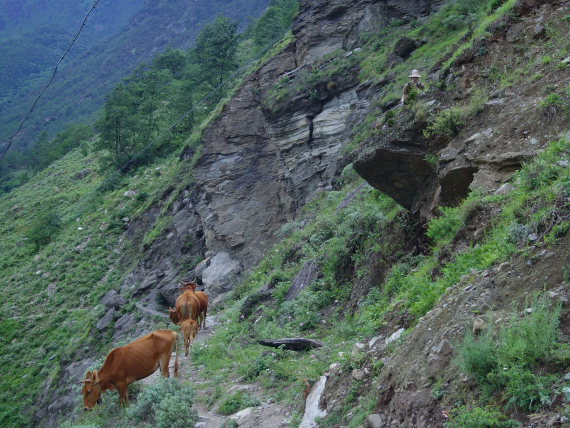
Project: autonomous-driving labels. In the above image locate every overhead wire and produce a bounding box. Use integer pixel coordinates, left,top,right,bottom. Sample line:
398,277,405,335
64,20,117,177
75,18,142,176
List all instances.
0,0,103,164
3,0,328,219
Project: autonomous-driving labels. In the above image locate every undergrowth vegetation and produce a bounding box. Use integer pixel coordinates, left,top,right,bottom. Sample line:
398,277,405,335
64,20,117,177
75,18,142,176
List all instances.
456,298,570,415
192,134,570,426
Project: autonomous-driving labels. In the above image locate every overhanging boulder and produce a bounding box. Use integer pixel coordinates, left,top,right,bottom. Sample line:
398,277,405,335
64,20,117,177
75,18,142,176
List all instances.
353,109,436,212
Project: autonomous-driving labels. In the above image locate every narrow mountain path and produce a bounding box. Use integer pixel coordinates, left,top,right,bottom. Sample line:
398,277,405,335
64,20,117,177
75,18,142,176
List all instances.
143,315,293,428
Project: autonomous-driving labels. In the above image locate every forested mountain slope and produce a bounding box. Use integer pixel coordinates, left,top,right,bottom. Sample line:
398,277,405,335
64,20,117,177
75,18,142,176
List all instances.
0,0,269,151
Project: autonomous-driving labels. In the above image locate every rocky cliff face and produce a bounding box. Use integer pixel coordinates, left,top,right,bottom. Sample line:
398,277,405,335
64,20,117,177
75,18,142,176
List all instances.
123,0,443,311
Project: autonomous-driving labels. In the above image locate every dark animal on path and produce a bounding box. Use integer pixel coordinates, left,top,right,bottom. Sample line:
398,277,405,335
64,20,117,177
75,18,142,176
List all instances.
82,329,179,410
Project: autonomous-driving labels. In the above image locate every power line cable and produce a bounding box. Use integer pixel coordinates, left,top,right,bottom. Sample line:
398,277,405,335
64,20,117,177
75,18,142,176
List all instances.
4,0,327,219
0,0,103,164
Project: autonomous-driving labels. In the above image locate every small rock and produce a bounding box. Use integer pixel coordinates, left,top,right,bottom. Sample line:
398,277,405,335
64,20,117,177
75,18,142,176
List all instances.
528,233,538,241
385,328,405,345
528,413,546,422
352,342,366,355
99,223,110,231
486,98,505,106
231,406,254,420
564,372,570,381
556,160,569,168
35,270,42,275
74,169,91,180
530,137,539,145
561,57,570,65
464,132,482,144
123,190,137,198
495,183,513,196
352,368,369,381
533,23,546,37
432,340,453,356
473,317,487,335
368,336,382,350
329,363,341,372
562,386,570,400
101,290,126,309
367,414,385,428
122,217,130,223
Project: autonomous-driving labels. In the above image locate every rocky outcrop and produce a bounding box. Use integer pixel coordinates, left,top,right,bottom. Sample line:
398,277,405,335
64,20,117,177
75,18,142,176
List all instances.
118,0,444,312
353,109,436,213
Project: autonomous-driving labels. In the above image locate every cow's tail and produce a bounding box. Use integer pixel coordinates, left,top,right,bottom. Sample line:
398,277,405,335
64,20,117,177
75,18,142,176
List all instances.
182,301,191,320
174,332,180,378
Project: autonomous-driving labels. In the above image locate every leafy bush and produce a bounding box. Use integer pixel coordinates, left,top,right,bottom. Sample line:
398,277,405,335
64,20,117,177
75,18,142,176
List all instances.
445,405,520,428
427,206,465,245
217,391,260,415
424,107,467,137
456,298,568,411
456,328,498,385
125,379,196,428
502,369,555,411
26,209,62,250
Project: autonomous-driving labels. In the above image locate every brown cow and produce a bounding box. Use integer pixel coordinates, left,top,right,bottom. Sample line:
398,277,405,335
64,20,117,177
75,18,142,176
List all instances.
175,289,200,323
180,318,199,357
180,281,208,328
82,330,179,410
168,306,179,325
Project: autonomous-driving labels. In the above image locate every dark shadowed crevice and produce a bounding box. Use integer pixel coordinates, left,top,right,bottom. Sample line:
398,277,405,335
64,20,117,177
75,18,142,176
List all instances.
438,166,478,207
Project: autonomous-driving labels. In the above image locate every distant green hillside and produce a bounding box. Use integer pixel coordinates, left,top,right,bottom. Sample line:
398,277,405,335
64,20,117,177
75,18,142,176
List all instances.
0,0,143,118
0,0,269,151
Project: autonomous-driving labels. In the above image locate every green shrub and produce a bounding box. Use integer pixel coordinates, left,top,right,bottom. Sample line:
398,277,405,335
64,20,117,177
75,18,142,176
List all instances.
26,209,62,250
456,298,568,411
221,420,239,428
427,206,465,245
456,328,498,386
125,379,196,428
217,391,260,415
496,299,562,368
502,369,555,411
424,107,466,138
445,405,520,428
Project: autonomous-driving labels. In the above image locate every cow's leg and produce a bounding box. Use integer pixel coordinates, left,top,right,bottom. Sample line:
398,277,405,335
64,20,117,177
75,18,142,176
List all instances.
118,383,129,406
159,350,171,377
184,334,189,357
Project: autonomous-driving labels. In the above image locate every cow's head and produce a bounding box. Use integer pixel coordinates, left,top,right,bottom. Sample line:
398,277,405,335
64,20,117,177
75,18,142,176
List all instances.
168,307,179,325
179,280,197,291
82,370,102,411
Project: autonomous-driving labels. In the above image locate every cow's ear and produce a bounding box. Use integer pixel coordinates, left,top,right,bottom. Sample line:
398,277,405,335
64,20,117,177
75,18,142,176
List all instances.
85,371,93,380
93,370,100,384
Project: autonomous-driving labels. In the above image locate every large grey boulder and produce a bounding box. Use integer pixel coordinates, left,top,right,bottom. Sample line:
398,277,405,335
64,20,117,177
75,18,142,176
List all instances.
285,260,322,301
101,290,126,309
96,308,116,331
201,252,242,297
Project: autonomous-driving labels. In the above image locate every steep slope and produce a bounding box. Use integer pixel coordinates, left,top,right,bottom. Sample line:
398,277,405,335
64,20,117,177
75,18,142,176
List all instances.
3,0,570,427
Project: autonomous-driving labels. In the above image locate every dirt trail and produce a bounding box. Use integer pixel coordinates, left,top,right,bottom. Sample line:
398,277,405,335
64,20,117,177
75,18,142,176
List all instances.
143,315,292,428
